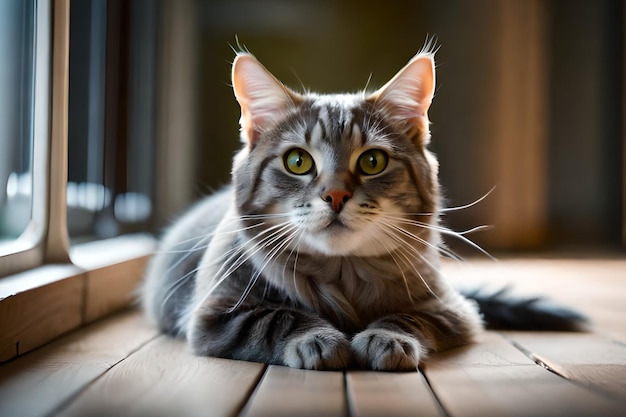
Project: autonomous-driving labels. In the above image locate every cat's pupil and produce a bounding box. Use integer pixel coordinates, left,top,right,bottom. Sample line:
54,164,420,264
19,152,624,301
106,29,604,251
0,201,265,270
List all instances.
358,149,388,175
284,148,314,175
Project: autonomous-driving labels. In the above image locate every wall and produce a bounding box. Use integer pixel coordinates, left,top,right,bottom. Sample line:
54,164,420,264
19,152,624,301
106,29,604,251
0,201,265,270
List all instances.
172,0,624,252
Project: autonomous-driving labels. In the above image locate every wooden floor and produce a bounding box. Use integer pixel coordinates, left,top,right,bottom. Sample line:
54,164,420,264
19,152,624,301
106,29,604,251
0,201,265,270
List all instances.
1,257,626,417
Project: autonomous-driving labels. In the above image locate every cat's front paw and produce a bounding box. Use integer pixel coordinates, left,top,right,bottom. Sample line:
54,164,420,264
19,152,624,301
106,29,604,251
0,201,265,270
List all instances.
283,327,350,370
351,329,425,371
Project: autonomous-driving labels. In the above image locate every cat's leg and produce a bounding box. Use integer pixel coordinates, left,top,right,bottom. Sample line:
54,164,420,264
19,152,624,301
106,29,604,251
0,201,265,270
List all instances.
351,295,482,371
188,297,351,370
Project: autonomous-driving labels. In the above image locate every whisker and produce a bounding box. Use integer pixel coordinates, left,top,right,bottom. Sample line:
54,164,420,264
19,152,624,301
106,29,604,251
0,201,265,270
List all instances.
158,219,278,311
373,221,444,302
378,215,464,261
418,222,495,260
239,213,292,220
392,187,495,218
170,218,296,324
156,234,214,316
160,263,205,316
366,227,414,303
157,234,211,253
241,224,299,309
440,186,496,213
380,214,495,261
288,224,306,298
281,218,305,287
230,224,298,312
192,220,295,310
457,225,494,235
211,222,294,290
155,222,268,257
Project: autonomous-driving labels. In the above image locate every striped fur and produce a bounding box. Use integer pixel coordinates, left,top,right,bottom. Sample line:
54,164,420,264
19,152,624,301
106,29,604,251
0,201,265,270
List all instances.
142,50,485,371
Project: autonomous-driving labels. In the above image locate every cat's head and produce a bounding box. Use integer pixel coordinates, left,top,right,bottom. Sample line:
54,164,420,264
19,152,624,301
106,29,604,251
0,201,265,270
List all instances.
230,51,440,257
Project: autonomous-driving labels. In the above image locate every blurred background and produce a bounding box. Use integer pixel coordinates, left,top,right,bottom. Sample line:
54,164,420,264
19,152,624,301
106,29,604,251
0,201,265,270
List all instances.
0,0,623,255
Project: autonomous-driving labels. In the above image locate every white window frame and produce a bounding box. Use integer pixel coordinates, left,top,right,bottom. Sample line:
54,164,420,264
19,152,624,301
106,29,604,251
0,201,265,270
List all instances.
0,0,156,363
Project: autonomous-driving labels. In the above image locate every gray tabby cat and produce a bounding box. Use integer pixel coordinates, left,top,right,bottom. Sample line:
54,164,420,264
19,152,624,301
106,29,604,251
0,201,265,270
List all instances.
141,49,584,371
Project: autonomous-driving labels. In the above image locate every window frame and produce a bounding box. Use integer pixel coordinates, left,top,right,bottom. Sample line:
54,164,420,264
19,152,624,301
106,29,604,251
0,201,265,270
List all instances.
0,0,156,363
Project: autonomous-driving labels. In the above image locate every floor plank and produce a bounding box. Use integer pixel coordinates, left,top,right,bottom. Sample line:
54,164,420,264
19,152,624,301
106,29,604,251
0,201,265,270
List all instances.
0,310,158,417
423,332,625,417
241,365,347,417
56,336,265,417
346,371,442,417
503,331,626,401
2,258,625,417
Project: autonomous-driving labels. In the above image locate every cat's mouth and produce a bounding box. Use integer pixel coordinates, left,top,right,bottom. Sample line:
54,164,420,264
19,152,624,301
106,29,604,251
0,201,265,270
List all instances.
321,218,349,233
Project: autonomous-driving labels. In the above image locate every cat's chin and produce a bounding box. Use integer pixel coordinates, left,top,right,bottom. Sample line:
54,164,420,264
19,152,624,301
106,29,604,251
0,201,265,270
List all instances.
299,228,390,257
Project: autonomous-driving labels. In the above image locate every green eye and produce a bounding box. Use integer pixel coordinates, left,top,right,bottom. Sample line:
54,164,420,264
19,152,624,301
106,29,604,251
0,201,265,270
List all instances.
358,149,388,176
284,148,314,175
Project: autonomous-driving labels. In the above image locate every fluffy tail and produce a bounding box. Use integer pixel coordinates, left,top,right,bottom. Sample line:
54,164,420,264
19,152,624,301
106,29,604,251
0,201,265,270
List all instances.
462,287,588,331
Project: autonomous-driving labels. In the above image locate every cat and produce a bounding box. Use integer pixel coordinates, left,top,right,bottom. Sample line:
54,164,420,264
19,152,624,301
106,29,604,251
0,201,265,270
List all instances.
141,48,585,371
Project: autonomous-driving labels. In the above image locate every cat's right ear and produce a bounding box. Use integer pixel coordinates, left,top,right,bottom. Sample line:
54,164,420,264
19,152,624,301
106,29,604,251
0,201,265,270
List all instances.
232,53,301,146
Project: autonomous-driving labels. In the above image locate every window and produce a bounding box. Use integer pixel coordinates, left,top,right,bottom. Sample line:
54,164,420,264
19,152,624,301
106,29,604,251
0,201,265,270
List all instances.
0,0,182,361
67,0,156,243
0,0,193,362
0,0,165,277
0,0,35,242
0,0,48,275
0,0,201,361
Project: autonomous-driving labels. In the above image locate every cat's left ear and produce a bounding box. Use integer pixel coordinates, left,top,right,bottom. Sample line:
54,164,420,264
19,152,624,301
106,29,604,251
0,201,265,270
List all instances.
367,53,435,142
232,53,302,146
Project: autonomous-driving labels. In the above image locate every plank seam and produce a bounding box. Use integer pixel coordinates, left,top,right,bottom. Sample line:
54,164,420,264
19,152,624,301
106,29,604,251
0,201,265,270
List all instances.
236,363,270,417
504,338,564,376
344,372,356,417
504,334,626,404
44,332,162,417
418,365,452,417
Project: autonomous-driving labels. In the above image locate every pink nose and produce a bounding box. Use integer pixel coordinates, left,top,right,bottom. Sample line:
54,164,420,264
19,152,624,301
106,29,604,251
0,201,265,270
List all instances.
322,189,352,213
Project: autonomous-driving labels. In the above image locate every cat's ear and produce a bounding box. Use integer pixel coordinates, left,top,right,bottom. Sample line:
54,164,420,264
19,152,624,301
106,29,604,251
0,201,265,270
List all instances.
232,53,301,146
367,53,435,142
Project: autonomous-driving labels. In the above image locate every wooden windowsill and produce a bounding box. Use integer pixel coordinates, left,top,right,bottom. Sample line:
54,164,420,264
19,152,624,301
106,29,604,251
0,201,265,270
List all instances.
0,233,156,362
0,257,625,417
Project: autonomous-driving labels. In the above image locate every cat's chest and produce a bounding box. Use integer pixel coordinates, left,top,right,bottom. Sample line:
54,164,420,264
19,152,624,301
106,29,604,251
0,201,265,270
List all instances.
297,256,421,317
342,258,418,308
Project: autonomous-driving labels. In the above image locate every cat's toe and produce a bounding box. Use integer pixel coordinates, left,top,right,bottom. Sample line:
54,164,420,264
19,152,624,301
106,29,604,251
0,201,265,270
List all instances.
351,329,425,371
283,328,350,370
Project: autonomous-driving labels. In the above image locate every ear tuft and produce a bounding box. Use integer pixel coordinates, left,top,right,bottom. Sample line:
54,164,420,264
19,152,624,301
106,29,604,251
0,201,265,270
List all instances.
232,53,300,145
368,53,435,135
